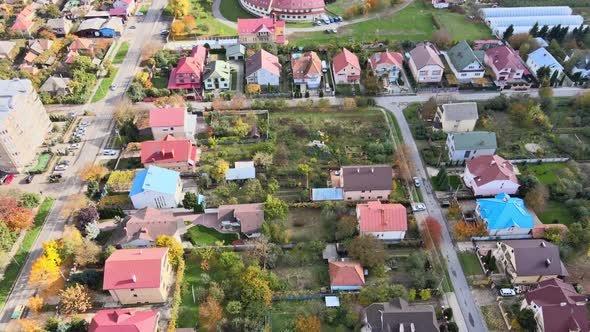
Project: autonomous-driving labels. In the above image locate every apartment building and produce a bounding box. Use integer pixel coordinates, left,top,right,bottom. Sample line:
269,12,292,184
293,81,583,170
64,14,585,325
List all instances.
0,79,51,173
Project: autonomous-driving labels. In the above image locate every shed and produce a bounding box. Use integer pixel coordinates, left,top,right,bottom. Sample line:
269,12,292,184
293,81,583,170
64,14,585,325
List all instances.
226,44,245,60
311,188,344,201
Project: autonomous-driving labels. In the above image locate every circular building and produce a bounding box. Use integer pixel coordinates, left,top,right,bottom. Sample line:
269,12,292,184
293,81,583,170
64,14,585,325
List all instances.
239,0,325,22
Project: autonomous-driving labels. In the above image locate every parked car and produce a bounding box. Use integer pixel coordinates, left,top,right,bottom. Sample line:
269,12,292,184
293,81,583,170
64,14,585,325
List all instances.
440,199,451,208
11,305,24,320
413,177,421,187
103,149,118,156
109,84,117,91
329,17,334,23
314,20,323,26
499,288,516,297
411,203,426,212
55,164,68,171
25,174,34,184
331,28,337,33
68,111,77,116
1,174,14,185
136,11,145,16
129,25,136,29
160,29,170,35
68,143,80,150
337,16,343,21
80,121,90,126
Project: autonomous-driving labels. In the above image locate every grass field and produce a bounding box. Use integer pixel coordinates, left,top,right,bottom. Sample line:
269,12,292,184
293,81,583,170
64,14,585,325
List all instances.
219,0,256,21
538,201,576,226
290,1,491,45
287,208,332,242
152,74,168,89
91,68,119,103
112,42,129,64
0,198,54,309
27,153,51,173
458,251,482,276
188,0,236,36
184,225,239,246
177,253,202,328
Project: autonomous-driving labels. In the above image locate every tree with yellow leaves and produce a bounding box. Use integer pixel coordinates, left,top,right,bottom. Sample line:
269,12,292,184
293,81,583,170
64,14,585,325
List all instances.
198,296,223,332
59,284,93,315
210,159,229,182
155,235,184,266
170,0,189,17
29,255,60,287
171,20,186,36
18,319,43,332
295,315,321,332
79,163,108,182
245,83,261,95
27,296,44,314
60,194,89,218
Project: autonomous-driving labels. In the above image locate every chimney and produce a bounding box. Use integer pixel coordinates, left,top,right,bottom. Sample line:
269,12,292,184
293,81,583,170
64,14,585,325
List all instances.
541,241,546,247
545,258,551,267
161,148,166,156
170,149,175,158
132,274,137,283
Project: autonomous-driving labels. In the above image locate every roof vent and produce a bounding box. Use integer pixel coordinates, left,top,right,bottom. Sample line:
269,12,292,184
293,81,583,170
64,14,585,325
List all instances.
541,241,546,247
132,274,137,283
545,258,551,267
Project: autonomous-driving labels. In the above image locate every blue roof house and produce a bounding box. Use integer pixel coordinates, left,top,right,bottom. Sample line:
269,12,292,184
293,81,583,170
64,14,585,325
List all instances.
525,48,564,81
129,165,183,209
476,193,534,236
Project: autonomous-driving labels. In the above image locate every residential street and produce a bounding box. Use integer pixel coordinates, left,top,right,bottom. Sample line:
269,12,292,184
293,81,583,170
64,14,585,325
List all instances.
0,0,168,328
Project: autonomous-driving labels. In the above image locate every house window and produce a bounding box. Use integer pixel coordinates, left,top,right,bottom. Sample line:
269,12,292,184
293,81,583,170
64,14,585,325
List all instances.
464,151,471,158
133,294,138,297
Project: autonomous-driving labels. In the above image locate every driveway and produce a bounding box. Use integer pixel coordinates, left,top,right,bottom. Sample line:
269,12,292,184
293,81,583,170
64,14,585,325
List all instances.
377,99,488,332
228,60,244,94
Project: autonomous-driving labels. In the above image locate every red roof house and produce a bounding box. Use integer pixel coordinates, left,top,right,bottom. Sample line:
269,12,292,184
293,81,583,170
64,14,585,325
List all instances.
333,48,361,85
484,45,530,82
89,310,159,332
11,17,34,33
357,201,407,241
369,51,403,74
119,208,184,248
329,261,365,291
462,155,520,196
523,278,589,332
238,0,324,23
149,107,185,128
168,45,207,90
68,38,94,55
103,248,171,304
237,17,286,44
140,135,200,173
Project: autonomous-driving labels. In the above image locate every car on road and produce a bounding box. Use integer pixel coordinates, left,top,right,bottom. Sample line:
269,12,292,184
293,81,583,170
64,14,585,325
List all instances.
129,25,136,29
11,305,24,319
499,288,516,297
1,173,14,185
136,11,145,16
68,111,77,116
411,203,426,212
160,29,170,35
80,121,90,126
413,177,421,187
109,84,117,91
68,143,80,150
25,174,34,184
55,163,68,171
48,174,62,183
103,149,118,156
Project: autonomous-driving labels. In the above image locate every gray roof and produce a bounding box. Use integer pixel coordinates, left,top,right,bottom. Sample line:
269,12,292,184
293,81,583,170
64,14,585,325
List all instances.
226,43,245,56
573,51,590,70
441,102,479,121
0,41,16,56
40,76,70,92
101,17,123,31
364,298,439,332
447,40,483,71
501,240,566,277
410,42,444,70
46,17,72,31
341,165,393,191
450,131,497,150
77,18,106,31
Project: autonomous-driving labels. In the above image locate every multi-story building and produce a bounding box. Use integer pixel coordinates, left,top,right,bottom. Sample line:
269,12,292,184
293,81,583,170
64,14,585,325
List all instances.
239,0,324,22
149,107,196,141
408,42,444,83
0,79,51,173
237,18,286,44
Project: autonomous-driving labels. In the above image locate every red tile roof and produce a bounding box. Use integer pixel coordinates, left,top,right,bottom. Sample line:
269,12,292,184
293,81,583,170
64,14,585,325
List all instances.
333,48,360,74
90,310,159,332
410,42,444,70
485,45,528,73
69,38,94,51
245,49,281,78
11,17,33,31
149,107,186,128
292,51,322,80
237,17,285,34
525,278,589,332
65,49,79,64
329,261,365,287
103,248,168,290
466,155,518,187
141,135,199,165
358,201,407,233
174,45,207,77
370,51,403,69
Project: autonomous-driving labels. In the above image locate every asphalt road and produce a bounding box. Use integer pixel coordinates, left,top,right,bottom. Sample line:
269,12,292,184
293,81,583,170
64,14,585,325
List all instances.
0,0,168,329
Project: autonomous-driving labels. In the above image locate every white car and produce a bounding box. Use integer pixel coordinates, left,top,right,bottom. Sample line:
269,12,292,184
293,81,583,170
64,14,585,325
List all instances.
411,203,426,212
109,84,117,91
68,111,77,116
136,11,145,16
80,121,90,126
54,164,68,171
68,143,80,150
413,177,421,187
499,288,516,297
103,149,118,156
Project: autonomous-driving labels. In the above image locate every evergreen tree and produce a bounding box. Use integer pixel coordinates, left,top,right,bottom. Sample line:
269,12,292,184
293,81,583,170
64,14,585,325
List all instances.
503,25,514,41
529,22,539,37
538,25,549,38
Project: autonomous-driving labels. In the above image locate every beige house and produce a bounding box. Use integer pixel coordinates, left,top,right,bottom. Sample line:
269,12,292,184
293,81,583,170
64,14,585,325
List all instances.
408,42,444,83
434,102,478,132
0,41,17,60
0,79,52,173
332,165,394,201
494,240,567,285
103,248,172,305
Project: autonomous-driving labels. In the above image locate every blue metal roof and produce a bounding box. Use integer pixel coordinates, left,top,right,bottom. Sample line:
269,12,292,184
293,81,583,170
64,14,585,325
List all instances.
129,166,180,197
311,188,344,201
477,193,534,230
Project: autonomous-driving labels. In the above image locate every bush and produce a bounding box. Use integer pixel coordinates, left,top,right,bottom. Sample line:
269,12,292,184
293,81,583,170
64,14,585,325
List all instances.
167,259,185,332
97,207,126,219
68,269,103,290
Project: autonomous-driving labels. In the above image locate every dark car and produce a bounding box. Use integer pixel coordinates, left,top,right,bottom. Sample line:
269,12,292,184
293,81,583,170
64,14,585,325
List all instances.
25,174,34,184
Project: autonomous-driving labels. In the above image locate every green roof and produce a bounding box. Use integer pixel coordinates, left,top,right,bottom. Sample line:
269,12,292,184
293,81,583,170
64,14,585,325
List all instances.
450,131,497,150
447,41,482,71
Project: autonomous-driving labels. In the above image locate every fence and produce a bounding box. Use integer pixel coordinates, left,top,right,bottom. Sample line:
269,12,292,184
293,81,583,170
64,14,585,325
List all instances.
472,234,533,241
508,157,569,164
250,92,292,99
415,87,459,94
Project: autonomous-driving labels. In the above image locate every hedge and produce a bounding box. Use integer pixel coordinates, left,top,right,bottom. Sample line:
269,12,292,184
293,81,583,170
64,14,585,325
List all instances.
167,258,185,332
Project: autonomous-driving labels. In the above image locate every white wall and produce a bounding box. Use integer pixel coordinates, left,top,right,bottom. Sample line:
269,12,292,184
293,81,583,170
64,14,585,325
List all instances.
361,230,406,241
130,190,179,209
248,68,280,86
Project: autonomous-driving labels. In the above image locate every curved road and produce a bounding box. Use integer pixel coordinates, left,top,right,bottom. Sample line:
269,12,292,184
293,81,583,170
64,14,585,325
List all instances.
212,0,415,33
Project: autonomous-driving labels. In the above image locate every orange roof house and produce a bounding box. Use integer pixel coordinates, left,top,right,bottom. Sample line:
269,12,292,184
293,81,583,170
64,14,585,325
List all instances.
329,261,365,291
357,201,407,241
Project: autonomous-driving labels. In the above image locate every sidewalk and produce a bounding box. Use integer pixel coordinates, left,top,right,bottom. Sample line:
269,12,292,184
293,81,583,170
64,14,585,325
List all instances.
444,292,468,332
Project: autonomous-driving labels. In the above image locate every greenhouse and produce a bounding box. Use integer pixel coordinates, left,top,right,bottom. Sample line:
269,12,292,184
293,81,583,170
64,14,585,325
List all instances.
480,6,572,19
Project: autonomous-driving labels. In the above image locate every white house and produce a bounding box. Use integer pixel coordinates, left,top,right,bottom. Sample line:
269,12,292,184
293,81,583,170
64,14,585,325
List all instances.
446,40,486,82
332,48,361,85
357,201,407,241
526,47,564,80
291,51,322,89
203,61,231,91
245,49,281,87
447,131,497,162
434,102,479,132
129,166,183,209
408,43,444,83
462,155,520,196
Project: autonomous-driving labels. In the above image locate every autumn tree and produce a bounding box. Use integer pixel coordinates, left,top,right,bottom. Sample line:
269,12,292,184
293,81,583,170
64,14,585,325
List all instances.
453,220,487,241
422,217,442,249
198,295,223,331
0,195,34,230
246,83,261,94
74,239,101,266
210,159,229,182
106,170,136,191
59,284,92,315
27,296,44,314
170,0,189,17
29,240,62,288
335,215,358,240
182,15,196,31
61,194,89,218
75,206,99,234
393,144,414,182
253,152,273,168
18,319,43,332
113,98,137,127
347,234,386,268
342,98,357,111
420,97,438,120
295,315,321,332
153,94,185,107
240,265,273,312
264,195,288,221
79,163,108,182
233,118,250,137
155,235,184,266
525,183,549,213
60,225,83,259
432,29,453,48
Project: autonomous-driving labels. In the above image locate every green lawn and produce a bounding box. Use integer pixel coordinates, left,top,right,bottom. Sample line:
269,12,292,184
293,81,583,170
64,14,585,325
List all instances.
231,71,238,91
112,41,129,64
0,198,54,309
290,1,491,45
288,208,333,242
139,4,149,14
27,153,52,173
187,0,236,36
521,163,568,186
270,300,348,331
152,74,168,89
219,0,256,21
537,201,576,226
458,251,483,276
184,225,239,246
91,68,119,103
177,253,203,328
